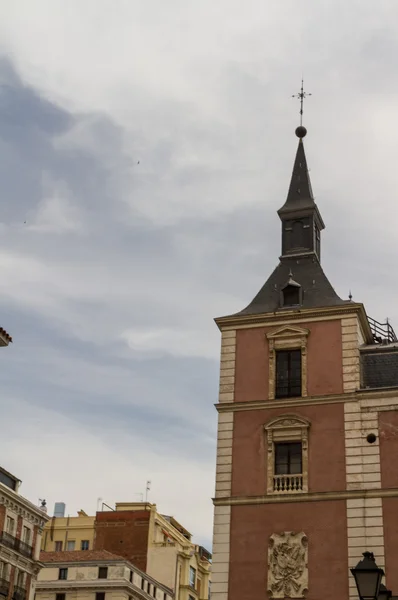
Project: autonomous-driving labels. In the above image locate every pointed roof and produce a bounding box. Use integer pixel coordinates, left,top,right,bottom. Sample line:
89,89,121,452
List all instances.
233,255,347,316
277,131,325,228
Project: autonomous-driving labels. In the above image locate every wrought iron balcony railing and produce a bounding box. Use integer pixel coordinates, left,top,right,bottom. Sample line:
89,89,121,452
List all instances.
13,586,26,600
0,577,9,598
273,474,303,493
0,532,33,559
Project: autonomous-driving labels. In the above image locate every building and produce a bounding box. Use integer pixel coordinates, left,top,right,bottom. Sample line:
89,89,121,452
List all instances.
36,549,174,600
42,503,211,600
0,466,49,600
211,123,398,600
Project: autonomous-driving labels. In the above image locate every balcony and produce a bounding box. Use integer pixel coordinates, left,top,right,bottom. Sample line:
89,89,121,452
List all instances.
13,586,26,600
0,532,33,559
273,474,303,493
0,578,9,598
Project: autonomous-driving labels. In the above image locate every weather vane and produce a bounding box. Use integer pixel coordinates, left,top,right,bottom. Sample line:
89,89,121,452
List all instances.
292,79,311,126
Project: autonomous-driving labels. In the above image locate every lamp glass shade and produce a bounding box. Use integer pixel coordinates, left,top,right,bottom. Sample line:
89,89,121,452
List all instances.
351,552,384,600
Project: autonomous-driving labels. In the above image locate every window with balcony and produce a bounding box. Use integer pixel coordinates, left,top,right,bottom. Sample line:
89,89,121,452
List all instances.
66,541,75,551
189,567,196,589
5,517,14,535
54,541,63,552
98,567,108,580
274,442,303,492
275,350,302,398
81,540,89,551
58,569,68,581
22,527,31,546
264,415,310,495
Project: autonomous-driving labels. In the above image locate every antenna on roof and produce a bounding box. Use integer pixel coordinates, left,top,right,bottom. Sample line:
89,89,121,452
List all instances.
145,481,151,503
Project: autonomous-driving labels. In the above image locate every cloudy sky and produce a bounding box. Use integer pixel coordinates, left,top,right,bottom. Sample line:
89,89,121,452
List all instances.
1,0,398,549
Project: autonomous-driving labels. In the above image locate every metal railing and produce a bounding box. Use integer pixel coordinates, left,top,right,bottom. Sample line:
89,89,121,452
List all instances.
0,578,9,598
0,532,33,559
13,586,26,600
368,316,397,344
273,474,303,493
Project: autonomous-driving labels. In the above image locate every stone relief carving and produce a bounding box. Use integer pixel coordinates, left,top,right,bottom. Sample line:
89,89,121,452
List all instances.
268,532,308,599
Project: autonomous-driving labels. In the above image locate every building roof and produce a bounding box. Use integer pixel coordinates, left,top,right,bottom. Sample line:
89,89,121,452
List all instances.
361,348,398,389
40,550,125,563
232,254,347,316
0,327,12,345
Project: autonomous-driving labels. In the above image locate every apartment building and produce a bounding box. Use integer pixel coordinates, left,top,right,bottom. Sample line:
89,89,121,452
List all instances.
36,550,174,600
0,466,49,600
41,503,211,600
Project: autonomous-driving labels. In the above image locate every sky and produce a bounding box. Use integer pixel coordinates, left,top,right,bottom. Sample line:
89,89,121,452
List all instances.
1,0,398,550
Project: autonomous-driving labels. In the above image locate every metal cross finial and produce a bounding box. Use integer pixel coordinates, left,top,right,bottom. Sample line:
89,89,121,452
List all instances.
292,79,312,126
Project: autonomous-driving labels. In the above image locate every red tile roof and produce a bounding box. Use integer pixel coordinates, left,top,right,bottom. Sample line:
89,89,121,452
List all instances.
40,550,125,563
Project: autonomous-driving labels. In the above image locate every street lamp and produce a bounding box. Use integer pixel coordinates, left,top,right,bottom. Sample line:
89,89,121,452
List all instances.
351,552,384,600
378,585,392,600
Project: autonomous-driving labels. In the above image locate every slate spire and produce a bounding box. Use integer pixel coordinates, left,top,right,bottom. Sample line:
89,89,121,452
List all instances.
277,127,324,260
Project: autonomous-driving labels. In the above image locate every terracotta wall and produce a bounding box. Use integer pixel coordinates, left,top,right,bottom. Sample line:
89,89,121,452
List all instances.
229,501,348,600
379,410,398,488
231,403,346,496
382,498,398,591
234,319,343,402
94,510,150,572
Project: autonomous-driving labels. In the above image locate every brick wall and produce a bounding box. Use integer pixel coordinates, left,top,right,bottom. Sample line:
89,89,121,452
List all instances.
94,510,150,572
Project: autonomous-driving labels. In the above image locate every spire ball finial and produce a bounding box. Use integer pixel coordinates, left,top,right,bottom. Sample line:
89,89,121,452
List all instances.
295,125,307,138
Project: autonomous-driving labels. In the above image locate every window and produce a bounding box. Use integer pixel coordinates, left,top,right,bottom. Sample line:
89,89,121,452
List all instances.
153,587,157,598
22,527,31,546
164,594,167,600
282,285,300,307
129,571,133,583
141,579,145,591
275,350,301,398
66,541,75,551
58,568,68,581
265,415,310,495
56,594,66,600
55,541,63,552
6,517,14,535
147,582,151,594
189,567,196,588
98,567,108,580
81,540,89,551
266,325,309,401
275,442,302,475
96,594,105,600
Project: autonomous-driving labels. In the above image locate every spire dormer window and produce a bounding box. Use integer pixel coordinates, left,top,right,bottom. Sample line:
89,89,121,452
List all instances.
280,273,302,307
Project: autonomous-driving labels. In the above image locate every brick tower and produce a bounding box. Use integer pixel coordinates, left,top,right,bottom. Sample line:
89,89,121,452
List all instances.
211,123,398,600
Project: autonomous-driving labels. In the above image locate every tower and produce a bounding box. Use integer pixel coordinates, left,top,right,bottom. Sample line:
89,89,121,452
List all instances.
211,119,398,600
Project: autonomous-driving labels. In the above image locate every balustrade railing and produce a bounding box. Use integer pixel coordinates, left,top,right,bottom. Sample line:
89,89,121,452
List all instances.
273,474,303,493
0,532,33,559
0,577,9,598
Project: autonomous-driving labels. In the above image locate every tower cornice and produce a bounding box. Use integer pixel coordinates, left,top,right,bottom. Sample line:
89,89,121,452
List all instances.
215,301,373,343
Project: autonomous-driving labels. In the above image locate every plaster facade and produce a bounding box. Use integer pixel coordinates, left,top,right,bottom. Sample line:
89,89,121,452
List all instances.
36,550,174,600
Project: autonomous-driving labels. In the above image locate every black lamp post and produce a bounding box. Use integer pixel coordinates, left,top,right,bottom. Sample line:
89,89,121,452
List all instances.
378,584,392,600
351,552,385,600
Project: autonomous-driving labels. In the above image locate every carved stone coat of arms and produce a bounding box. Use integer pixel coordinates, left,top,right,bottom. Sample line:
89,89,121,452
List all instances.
268,532,308,598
